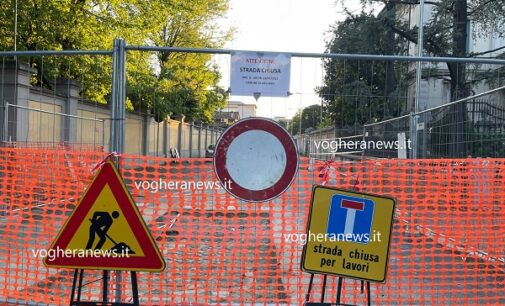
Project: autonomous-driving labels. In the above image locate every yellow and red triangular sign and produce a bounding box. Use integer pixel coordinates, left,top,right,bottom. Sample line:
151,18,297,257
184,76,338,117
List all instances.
44,161,165,272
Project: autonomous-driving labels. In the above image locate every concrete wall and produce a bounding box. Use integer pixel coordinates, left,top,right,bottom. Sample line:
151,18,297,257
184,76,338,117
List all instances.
0,62,222,156
27,100,63,143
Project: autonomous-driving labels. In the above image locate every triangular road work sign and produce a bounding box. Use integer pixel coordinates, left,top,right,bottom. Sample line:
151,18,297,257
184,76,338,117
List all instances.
44,161,165,272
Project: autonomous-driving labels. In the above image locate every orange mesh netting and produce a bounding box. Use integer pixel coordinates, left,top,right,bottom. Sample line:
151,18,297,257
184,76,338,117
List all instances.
0,147,504,305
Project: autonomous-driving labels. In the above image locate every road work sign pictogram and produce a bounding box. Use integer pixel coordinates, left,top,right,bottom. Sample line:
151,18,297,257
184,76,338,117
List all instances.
301,185,395,282
44,161,165,272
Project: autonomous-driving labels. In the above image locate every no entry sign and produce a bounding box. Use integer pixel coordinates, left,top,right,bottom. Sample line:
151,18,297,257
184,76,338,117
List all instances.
213,117,298,202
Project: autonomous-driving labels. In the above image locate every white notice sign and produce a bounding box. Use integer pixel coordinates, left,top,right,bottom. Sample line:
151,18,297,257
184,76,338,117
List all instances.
230,51,291,98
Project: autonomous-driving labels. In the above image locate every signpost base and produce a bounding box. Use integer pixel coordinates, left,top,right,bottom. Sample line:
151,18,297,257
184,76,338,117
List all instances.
304,273,371,306
69,269,139,306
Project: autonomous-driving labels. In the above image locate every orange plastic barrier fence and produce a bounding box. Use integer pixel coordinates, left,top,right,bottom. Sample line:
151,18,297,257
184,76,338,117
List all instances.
0,147,504,305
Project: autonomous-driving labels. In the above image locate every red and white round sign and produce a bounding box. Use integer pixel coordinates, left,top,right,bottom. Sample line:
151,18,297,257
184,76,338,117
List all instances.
213,117,299,202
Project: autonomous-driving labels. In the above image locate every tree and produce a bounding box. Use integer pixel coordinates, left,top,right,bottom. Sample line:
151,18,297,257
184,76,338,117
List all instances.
317,12,407,128
139,0,232,122
0,0,155,103
0,0,232,122
277,119,289,130
370,0,505,156
357,0,505,99
291,104,323,135
325,0,505,156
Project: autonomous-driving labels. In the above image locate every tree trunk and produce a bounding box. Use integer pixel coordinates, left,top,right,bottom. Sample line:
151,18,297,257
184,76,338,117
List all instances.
448,0,469,157
451,0,469,99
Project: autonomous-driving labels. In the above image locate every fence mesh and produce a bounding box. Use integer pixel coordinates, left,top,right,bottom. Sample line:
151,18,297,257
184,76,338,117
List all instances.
0,55,110,151
4,103,105,151
0,55,223,156
302,88,505,160
1,147,504,305
362,92,505,159
296,55,505,160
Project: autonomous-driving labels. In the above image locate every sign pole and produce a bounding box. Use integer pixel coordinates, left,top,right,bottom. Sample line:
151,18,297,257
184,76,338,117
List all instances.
321,275,327,303
366,281,371,306
69,269,78,305
69,269,85,305
131,270,140,305
336,277,343,304
305,273,315,302
102,270,108,303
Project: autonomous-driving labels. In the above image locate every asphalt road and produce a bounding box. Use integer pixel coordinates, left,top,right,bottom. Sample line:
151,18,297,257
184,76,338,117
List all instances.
1,157,504,305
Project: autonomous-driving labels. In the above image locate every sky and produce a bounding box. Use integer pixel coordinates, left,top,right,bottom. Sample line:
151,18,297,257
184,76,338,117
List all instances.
217,0,363,120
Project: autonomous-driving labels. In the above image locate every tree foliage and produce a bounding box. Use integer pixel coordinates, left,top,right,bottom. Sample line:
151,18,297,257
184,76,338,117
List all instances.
0,0,232,122
290,104,324,135
320,0,505,156
321,1,505,125
357,0,505,99
317,12,407,128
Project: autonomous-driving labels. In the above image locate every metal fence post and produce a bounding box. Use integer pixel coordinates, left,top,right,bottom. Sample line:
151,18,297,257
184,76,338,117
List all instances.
2,103,8,142
142,115,149,155
110,38,126,154
117,39,126,154
163,120,168,157
362,125,367,157
198,123,202,157
116,37,127,300
204,125,208,153
110,37,127,302
189,123,193,158
102,120,105,151
177,121,182,157
410,113,417,159
110,41,118,152
167,119,171,157
421,112,428,158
